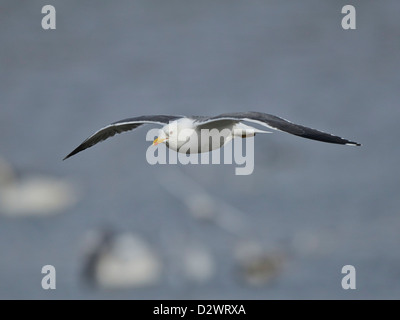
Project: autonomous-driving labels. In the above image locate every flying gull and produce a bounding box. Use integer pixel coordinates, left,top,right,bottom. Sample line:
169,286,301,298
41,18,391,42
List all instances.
63,111,360,160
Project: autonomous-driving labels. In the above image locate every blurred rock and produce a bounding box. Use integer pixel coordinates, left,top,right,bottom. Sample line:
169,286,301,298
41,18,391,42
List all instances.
182,244,215,283
0,157,78,217
234,241,285,286
0,158,14,186
82,230,162,289
184,194,217,221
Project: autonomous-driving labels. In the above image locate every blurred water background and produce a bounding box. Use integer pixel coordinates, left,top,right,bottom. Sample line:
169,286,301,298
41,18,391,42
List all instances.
0,0,400,299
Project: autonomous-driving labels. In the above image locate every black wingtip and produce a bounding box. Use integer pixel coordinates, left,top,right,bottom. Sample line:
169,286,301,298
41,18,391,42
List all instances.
63,146,83,161
62,153,72,161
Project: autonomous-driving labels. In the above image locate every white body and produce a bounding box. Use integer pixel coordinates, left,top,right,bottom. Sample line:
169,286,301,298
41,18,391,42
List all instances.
157,118,270,154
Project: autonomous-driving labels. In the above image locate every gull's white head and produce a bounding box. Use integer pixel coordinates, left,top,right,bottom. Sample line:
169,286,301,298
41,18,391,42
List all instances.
152,124,174,146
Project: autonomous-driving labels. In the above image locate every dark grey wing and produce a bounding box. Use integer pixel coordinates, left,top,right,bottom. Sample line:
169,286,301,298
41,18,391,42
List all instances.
63,115,182,160
196,111,361,146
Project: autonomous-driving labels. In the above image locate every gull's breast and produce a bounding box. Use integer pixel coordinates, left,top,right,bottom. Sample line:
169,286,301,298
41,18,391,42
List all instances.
176,126,234,154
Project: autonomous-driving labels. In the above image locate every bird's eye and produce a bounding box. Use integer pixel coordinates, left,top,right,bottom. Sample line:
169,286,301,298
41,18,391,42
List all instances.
169,131,173,135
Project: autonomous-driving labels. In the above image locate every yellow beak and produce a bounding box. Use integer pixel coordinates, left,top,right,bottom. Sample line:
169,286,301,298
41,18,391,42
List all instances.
153,137,167,146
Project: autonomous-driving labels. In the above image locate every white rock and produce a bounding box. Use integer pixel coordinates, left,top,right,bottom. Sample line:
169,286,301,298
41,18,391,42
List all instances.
0,176,78,217
0,157,78,217
85,232,162,289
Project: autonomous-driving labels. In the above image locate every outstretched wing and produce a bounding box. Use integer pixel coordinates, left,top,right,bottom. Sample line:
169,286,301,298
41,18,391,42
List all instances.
195,112,361,146
63,115,181,160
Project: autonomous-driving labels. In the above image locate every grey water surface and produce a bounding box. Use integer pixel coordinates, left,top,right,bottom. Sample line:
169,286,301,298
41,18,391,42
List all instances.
0,1,399,299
